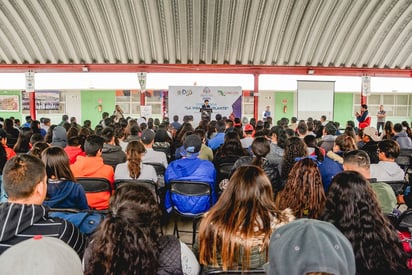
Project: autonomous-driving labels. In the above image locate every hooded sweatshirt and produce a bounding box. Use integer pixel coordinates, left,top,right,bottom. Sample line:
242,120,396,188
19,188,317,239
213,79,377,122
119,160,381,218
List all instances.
101,143,126,170
70,156,114,210
370,161,405,182
43,179,89,210
0,203,86,256
318,151,344,193
64,146,86,164
51,126,67,148
164,155,216,214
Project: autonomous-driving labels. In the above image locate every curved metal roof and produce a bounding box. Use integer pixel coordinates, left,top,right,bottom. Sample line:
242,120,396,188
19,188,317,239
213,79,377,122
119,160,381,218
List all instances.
0,0,411,76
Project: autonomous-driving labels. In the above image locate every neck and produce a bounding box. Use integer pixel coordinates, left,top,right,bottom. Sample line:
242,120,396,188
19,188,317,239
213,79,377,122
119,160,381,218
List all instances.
8,197,42,205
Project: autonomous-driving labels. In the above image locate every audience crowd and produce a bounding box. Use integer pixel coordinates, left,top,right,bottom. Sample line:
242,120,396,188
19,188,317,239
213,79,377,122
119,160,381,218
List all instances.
0,111,411,274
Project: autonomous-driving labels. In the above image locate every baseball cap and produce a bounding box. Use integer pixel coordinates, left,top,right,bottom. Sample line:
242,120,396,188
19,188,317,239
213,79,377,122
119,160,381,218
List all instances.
363,126,381,142
244,124,254,132
0,235,83,275
183,134,202,154
141,129,155,144
264,219,356,275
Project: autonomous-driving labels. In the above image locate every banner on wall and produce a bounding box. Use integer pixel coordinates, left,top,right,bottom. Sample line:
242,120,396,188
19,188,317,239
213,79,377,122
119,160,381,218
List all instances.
22,90,60,111
0,95,19,112
168,86,242,123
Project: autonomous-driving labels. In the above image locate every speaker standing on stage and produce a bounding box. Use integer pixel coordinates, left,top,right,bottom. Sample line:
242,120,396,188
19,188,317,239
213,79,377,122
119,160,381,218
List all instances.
200,100,212,121
113,104,124,123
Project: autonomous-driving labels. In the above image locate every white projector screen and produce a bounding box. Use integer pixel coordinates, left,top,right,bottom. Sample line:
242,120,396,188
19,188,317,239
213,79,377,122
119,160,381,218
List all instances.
297,80,335,121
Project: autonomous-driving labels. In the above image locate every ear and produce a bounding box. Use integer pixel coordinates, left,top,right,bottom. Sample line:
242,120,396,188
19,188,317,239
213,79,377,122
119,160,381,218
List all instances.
34,176,47,203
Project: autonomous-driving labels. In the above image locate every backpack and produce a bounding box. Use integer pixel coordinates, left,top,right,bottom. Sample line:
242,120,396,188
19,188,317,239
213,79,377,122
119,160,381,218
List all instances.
395,208,412,270
50,210,105,235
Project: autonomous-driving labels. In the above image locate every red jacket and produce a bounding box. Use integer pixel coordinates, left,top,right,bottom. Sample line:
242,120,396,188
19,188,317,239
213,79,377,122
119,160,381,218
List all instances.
64,146,86,164
70,156,114,210
3,145,16,160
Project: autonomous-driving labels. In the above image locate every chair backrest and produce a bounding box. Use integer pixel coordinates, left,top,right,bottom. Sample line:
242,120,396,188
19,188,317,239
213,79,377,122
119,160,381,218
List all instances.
153,143,172,162
170,180,211,197
144,162,166,176
385,180,408,196
76,177,112,193
169,180,213,214
218,163,234,178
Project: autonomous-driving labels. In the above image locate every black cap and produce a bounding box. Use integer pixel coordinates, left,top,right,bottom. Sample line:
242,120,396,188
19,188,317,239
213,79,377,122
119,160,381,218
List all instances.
183,134,202,154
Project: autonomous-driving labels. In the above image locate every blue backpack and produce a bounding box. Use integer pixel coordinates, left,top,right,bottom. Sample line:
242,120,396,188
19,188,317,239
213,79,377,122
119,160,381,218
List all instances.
50,211,105,235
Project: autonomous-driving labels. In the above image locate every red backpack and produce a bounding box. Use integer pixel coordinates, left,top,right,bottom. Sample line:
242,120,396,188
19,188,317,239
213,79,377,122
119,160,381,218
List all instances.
396,208,412,269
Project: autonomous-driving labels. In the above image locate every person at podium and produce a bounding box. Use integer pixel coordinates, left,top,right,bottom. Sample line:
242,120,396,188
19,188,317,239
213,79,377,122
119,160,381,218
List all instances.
200,99,212,121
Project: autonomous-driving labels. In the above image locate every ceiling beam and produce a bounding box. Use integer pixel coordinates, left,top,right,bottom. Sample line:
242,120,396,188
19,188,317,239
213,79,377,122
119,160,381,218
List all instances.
0,64,410,77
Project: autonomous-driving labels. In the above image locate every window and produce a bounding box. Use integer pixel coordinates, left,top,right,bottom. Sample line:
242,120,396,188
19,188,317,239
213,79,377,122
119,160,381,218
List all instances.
353,93,411,120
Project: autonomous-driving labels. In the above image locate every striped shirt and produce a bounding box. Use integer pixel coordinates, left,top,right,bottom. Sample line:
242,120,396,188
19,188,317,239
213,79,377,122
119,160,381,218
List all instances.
0,203,87,257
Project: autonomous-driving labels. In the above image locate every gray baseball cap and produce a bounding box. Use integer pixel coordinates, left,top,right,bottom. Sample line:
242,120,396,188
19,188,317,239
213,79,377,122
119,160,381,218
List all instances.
264,219,356,275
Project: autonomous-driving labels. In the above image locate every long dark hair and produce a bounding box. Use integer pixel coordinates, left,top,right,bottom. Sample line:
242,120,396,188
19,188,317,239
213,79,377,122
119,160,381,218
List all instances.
126,141,145,179
251,137,270,166
85,184,162,275
281,137,307,181
321,171,408,274
41,146,75,182
276,158,325,218
215,131,248,157
199,165,288,270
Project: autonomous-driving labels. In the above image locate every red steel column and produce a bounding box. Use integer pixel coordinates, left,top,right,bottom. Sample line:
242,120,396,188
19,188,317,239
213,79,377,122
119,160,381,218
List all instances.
253,73,259,119
29,92,36,120
140,90,145,106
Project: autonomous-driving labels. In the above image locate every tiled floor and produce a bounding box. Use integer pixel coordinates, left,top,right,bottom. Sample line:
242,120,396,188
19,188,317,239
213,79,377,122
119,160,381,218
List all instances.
162,214,199,248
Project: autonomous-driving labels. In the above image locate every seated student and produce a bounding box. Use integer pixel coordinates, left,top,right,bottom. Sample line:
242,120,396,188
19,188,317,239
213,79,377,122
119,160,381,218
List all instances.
50,125,67,148
194,128,214,162
141,129,168,169
343,150,398,214
83,183,199,275
64,136,86,164
280,136,308,185
322,171,409,275
240,124,254,149
303,134,325,160
101,126,126,170
214,131,249,185
165,134,217,215
0,129,16,160
28,141,49,159
264,219,356,275
359,126,380,164
0,154,86,256
70,135,114,210
114,140,157,182
370,139,405,182
276,158,326,219
0,236,83,275
196,165,294,271
318,134,358,192
207,120,226,151
266,126,287,168
231,137,281,196
393,123,412,149
318,122,337,152
41,146,89,210
0,145,7,203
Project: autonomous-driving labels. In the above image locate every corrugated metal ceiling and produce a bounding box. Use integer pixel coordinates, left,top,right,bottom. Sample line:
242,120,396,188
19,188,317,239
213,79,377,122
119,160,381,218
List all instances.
0,0,411,74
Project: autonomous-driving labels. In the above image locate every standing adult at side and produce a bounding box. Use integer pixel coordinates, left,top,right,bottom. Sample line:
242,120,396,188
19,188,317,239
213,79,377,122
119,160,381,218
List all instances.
262,105,271,122
355,104,371,129
377,105,386,134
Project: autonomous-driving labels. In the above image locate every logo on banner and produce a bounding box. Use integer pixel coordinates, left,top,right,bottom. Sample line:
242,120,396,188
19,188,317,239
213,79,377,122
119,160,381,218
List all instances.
177,89,193,96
